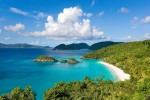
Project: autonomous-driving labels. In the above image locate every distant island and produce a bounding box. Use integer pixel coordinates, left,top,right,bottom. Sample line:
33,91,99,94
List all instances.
0,43,51,48
0,41,122,50
33,55,80,64
54,41,122,50
33,55,58,62
53,43,89,50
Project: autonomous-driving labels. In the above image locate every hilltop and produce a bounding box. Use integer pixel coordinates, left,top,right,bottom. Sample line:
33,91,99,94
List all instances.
54,41,122,50
89,41,122,50
53,43,89,50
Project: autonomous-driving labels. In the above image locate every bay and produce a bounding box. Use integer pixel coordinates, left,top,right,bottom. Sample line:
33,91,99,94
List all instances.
0,48,115,100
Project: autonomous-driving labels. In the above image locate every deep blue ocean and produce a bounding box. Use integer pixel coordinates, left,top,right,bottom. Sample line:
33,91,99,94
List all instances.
0,48,115,100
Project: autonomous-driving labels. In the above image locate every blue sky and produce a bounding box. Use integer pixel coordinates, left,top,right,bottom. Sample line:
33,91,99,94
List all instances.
0,0,150,47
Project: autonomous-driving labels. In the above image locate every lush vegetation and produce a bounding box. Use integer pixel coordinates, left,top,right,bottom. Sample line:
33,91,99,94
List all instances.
54,43,89,50
89,41,122,50
0,86,36,100
1,40,150,100
83,40,150,79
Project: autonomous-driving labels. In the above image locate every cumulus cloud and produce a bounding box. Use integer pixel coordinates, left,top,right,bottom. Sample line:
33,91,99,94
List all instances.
119,7,129,13
144,33,150,39
10,7,28,16
98,11,104,16
57,7,82,23
4,23,25,32
141,16,150,23
20,7,104,40
83,13,92,17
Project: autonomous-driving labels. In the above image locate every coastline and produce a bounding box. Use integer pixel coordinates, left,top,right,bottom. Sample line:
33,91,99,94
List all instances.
99,61,130,81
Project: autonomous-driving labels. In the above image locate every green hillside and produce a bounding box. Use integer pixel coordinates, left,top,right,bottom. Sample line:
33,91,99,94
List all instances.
89,41,122,50
83,40,150,80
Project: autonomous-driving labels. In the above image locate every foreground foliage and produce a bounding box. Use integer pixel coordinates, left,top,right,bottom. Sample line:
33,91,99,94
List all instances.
0,87,36,100
44,77,150,100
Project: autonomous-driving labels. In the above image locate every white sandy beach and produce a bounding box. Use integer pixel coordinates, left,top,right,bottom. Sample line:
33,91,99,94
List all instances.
99,61,130,81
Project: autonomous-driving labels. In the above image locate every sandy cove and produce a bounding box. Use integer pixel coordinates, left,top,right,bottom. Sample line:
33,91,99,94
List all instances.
99,61,130,81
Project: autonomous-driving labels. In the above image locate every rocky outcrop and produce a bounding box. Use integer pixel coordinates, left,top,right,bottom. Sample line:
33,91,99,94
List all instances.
60,60,68,63
67,58,80,64
60,58,80,64
63,58,80,64
33,55,58,62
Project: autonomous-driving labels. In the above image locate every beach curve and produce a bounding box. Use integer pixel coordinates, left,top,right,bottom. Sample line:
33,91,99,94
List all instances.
99,61,130,81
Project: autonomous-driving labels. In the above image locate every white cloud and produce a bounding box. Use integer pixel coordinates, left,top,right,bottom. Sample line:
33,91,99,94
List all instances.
141,16,150,23
119,7,129,13
10,7,48,20
98,11,104,16
83,13,92,17
4,37,11,41
4,23,25,32
58,7,82,23
144,33,150,39
19,7,104,40
91,0,95,7
10,7,28,16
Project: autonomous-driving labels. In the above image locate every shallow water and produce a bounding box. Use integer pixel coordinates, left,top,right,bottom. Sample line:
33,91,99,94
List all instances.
0,48,115,100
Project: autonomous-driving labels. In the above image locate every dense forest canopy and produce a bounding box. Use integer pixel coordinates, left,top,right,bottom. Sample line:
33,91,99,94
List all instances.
89,41,122,50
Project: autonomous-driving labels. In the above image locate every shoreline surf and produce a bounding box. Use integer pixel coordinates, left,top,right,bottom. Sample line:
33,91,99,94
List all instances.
99,61,130,81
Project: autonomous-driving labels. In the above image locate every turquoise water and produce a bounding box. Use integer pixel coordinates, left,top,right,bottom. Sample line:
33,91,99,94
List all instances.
0,48,115,100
